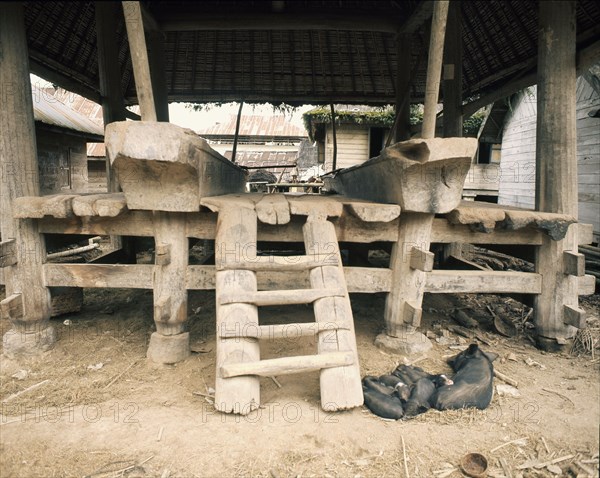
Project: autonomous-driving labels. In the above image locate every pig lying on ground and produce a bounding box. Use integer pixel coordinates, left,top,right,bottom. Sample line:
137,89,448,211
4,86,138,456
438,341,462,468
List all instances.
362,344,497,419
433,343,498,410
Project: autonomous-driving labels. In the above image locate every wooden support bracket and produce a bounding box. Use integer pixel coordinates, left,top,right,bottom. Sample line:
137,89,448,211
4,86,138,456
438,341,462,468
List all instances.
563,251,585,277
577,223,593,246
0,239,17,267
404,301,422,328
578,275,596,296
563,304,586,329
0,293,24,320
410,246,434,272
155,243,171,265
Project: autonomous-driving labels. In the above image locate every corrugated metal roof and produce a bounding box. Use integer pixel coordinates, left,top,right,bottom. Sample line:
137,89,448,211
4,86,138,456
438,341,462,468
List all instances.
32,84,104,138
226,150,298,166
199,115,307,138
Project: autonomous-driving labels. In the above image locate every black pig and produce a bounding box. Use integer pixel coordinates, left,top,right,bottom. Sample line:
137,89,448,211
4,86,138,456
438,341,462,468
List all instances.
362,386,405,420
433,344,498,410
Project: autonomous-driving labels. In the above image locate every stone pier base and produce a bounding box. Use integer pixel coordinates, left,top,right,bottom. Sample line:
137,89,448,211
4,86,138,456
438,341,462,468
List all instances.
3,326,56,358
147,331,190,364
374,329,433,356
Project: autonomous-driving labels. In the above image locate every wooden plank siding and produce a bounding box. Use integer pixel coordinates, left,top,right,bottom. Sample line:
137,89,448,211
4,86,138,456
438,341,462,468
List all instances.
499,78,600,242
324,124,369,171
576,75,600,239
498,87,537,210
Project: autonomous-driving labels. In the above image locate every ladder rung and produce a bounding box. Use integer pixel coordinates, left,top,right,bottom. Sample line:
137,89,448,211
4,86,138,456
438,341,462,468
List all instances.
219,288,346,306
220,351,354,378
219,322,349,339
218,254,338,272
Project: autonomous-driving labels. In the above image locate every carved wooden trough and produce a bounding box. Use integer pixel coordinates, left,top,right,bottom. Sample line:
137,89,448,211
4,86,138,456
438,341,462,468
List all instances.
323,137,478,214
105,121,247,212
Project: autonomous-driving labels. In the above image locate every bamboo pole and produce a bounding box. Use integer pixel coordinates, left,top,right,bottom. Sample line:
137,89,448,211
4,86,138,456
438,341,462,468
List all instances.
231,101,244,163
122,1,157,121
421,0,450,139
330,103,338,170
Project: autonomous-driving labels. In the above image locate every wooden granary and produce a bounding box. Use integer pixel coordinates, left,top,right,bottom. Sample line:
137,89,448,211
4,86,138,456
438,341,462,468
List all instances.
1,1,598,414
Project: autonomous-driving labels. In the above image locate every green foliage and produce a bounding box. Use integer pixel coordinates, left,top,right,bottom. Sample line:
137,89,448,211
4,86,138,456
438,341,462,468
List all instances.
185,101,300,115
302,106,396,132
463,109,486,136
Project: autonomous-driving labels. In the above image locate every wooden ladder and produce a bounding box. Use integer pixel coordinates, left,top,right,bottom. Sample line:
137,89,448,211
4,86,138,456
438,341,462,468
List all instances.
207,195,363,415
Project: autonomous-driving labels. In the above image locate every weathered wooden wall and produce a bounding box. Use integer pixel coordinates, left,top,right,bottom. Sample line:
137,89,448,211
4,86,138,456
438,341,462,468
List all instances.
498,88,537,210
576,74,600,240
36,128,89,195
324,124,370,170
499,77,599,242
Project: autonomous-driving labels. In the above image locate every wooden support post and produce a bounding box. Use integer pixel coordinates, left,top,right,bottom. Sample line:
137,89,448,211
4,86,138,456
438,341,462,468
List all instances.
379,213,434,354
231,101,243,163
303,217,363,410
330,103,338,170
122,1,157,121
147,29,170,122
422,0,449,139
0,3,55,356
95,2,128,254
394,34,412,142
378,2,448,354
442,0,463,138
147,212,190,363
214,205,261,414
533,1,580,349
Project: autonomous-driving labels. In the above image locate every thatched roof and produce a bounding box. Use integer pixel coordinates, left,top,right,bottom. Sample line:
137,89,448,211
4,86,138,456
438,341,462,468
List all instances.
23,1,600,108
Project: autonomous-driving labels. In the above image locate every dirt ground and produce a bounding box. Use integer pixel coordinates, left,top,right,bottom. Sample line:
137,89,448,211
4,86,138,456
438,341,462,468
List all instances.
1,283,599,478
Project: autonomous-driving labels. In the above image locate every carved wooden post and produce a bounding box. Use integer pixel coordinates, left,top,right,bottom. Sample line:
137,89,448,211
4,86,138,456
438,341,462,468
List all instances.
378,1,449,355
443,0,463,138
534,0,583,350
0,3,56,357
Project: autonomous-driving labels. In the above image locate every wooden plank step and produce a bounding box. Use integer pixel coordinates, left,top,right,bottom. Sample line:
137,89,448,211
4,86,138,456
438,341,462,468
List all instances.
13,194,77,218
218,254,338,271
219,288,346,306
218,322,349,339
220,351,354,378
72,193,127,217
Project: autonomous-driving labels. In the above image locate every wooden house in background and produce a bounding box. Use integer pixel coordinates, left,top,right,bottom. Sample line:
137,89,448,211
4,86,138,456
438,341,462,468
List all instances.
498,67,600,243
198,114,317,182
304,105,499,201
32,85,104,195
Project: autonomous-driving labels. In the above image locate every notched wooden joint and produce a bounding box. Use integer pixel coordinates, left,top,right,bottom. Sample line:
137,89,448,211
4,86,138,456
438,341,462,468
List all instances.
0,293,24,320
0,239,17,267
155,243,171,265
563,251,585,277
563,304,586,329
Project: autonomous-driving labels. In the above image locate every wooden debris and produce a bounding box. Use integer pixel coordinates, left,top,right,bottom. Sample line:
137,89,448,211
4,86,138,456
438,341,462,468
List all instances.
541,387,575,406
490,437,528,453
401,435,410,478
103,360,138,390
516,454,574,470
494,370,518,388
2,379,50,403
452,310,478,328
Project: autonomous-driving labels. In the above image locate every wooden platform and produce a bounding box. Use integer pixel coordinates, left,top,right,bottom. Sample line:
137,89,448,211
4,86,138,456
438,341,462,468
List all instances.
2,192,594,355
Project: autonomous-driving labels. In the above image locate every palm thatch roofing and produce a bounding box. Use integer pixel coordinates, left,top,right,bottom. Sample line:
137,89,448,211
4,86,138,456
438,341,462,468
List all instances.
23,1,600,108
